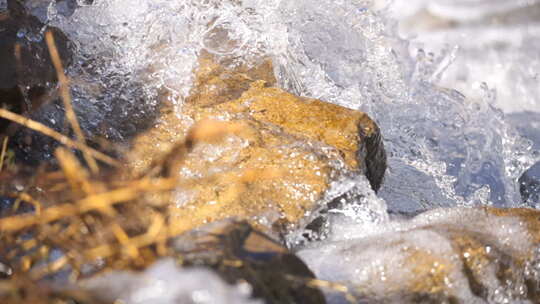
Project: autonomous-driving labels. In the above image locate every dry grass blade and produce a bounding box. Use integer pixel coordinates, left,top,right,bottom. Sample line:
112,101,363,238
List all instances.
85,213,166,260
15,193,42,216
45,30,99,174
29,255,69,279
55,147,116,216
0,136,8,172
284,275,359,303
0,108,119,167
55,148,93,193
0,177,177,232
110,222,140,259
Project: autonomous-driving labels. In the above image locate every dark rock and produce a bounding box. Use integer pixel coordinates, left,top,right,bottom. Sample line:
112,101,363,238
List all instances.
0,196,17,218
174,220,327,304
0,0,73,162
0,260,12,279
1,0,160,166
519,161,540,207
360,119,386,192
0,0,71,109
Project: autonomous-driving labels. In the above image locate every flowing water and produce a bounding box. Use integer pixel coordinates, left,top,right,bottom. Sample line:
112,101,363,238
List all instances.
8,0,540,302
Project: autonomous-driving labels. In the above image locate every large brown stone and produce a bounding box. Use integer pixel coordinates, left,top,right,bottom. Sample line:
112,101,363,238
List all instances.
125,54,386,236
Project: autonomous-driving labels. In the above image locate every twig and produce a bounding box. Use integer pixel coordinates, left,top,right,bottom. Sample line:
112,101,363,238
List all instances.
85,213,167,260
110,222,140,259
16,193,42,216
284,275,359,303
29,255,69,279
0,177,177,232
0,108,119,167
55,147,116,216
45,31,99,174
0,136,8,172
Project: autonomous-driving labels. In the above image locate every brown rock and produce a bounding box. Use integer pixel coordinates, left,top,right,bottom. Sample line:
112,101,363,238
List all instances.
125,54,386,236
186,51,277,107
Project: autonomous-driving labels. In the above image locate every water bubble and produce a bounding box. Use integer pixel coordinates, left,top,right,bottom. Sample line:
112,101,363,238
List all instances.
17,28,28,39
47,0,58,21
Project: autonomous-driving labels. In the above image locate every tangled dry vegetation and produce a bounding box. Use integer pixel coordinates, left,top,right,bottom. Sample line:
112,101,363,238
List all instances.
0,31,307,303
0,100,283,271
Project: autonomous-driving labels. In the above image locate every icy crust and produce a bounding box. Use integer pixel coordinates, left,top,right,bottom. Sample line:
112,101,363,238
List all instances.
298,207,540,303
80,259,261,304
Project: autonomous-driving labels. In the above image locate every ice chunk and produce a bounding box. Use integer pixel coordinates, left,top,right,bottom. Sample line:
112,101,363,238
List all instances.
81,259,261,304
299,207,540,302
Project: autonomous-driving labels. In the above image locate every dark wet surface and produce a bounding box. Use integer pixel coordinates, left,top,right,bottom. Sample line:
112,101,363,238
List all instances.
174,220,327,304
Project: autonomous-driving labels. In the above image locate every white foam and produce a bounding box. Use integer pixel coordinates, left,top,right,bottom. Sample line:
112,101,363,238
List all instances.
81,258,261,304
299,208,539,302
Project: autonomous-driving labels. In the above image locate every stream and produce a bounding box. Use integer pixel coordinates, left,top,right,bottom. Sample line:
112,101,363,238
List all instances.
2,0,540,303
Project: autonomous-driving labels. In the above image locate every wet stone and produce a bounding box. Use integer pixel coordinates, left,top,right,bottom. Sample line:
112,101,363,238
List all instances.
173,220,326,304
126,54,386,237
0,0,71,110
1,0,155,165
0,0,73,162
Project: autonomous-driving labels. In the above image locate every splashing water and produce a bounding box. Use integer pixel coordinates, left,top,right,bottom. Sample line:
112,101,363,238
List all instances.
272,0,538,212
40,0,537,213
15,0,540,302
